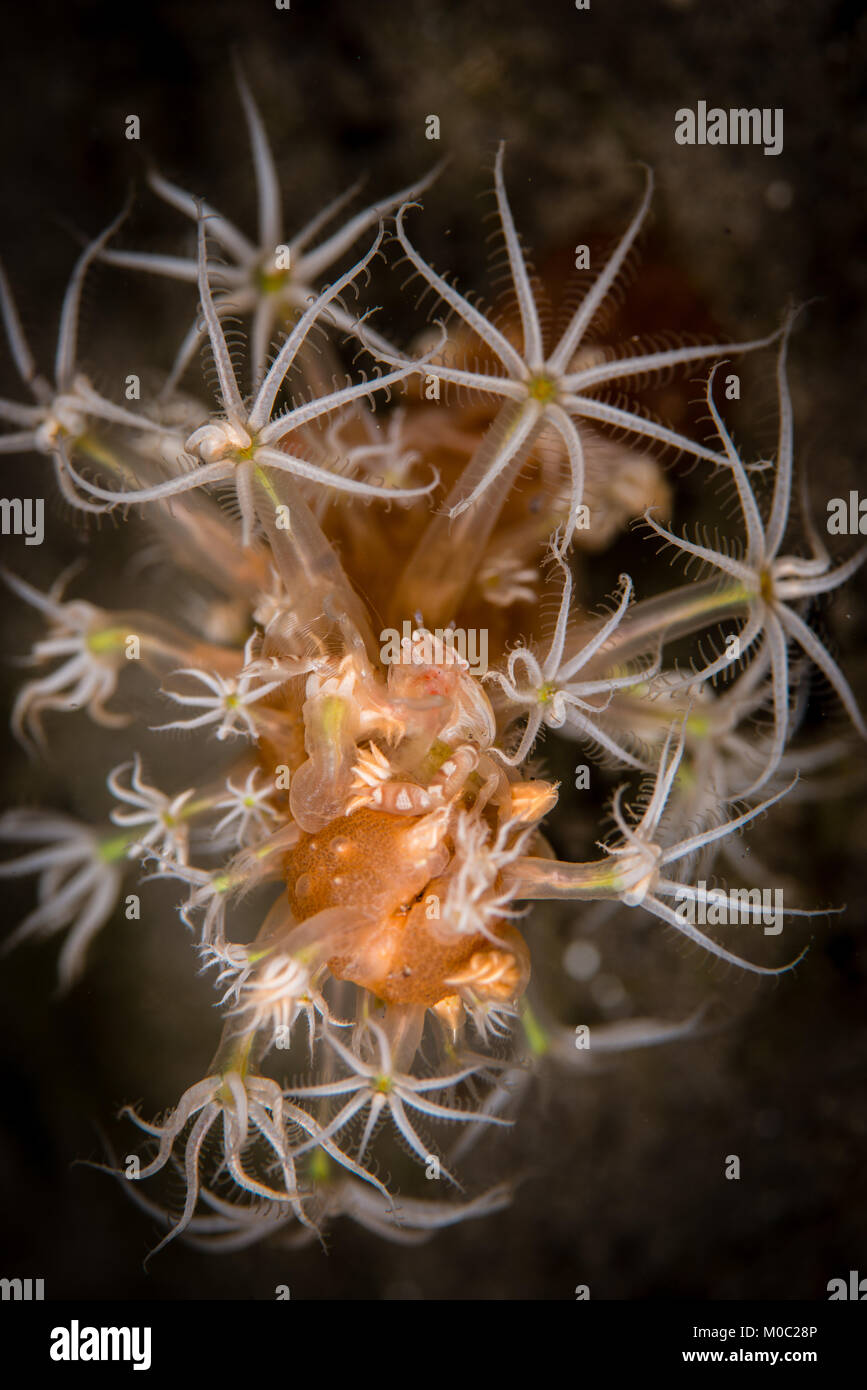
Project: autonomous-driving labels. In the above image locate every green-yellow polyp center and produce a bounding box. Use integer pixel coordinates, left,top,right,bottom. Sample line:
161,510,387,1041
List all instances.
538,681,557,705
309,1148,331,1184
97,832,133,864
759,569,775,603
86,628,127,656
528,374,558,404
374,1075,393,1094
256,266,291,295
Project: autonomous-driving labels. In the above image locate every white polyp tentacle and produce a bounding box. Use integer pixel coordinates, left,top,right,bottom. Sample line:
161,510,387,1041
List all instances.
186,421,253,464
617,843,663,907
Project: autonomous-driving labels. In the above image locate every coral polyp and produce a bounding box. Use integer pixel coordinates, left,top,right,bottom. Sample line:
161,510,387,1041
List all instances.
0,71,862,1257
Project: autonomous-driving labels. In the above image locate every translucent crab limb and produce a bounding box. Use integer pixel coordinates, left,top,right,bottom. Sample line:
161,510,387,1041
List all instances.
290,692,360,832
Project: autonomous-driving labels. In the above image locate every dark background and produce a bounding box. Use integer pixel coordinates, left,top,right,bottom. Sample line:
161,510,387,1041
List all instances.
0,0,864,1299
